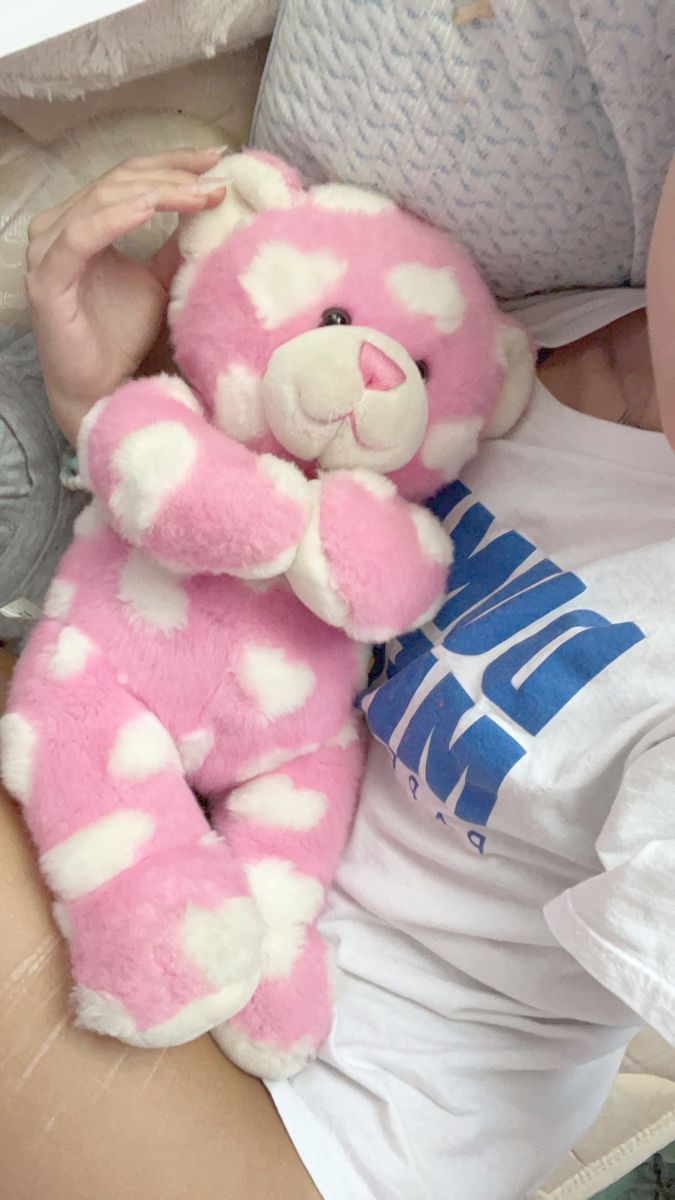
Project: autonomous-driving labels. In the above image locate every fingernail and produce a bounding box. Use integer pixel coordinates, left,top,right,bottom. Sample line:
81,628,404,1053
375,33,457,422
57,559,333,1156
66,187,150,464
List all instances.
204,144,230,157
193,178,227,195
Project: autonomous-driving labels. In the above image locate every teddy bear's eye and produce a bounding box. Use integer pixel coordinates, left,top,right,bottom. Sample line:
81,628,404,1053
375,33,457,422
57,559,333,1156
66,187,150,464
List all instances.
320,308,352,327
415,359,430,382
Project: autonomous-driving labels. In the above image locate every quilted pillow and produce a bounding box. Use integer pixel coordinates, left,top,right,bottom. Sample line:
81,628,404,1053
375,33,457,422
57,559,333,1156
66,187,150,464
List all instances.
252,0,674,298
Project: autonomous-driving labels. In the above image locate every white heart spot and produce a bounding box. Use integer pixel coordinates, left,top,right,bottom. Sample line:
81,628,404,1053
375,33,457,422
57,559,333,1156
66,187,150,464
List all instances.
0,712,37,805
41,810,156,901
43,579,76,621
483,323,534,438
240,242,347,330
214,364,267,442
108,712,182,779
181,898,262,991
246,857,324,978
118,549,188,634
420,417,482,481
228,774,327,831
409,507,453,566
388,262,466,334
110,422,197,540
238,644,316,721
47,626,95,681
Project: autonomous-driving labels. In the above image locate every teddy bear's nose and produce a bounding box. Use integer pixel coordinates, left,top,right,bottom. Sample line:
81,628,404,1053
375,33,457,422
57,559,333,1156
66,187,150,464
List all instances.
359,341,406,392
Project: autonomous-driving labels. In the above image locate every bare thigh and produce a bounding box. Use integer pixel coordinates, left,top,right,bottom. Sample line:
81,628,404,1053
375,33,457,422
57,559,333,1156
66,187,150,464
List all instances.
0,689,321,1200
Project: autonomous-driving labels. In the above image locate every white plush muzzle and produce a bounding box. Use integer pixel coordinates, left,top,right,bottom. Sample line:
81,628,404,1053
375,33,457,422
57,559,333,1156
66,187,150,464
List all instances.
262,326,428,472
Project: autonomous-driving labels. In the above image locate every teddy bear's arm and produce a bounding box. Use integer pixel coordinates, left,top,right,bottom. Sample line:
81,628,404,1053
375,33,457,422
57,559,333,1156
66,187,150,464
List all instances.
286,470,452,642
77,375,311,576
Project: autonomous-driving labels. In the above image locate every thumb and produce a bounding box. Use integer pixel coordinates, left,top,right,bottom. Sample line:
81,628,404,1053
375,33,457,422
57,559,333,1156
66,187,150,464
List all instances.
147,224,183,290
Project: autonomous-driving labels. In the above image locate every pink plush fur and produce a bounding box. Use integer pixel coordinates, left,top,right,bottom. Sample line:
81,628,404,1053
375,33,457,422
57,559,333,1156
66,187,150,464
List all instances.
1,151,534,1079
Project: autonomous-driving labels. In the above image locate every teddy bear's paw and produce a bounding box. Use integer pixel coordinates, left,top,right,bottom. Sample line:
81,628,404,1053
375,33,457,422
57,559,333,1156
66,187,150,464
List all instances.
210,927,334,1079
60,842,264,1047
286,471,452,642
227,455,312,581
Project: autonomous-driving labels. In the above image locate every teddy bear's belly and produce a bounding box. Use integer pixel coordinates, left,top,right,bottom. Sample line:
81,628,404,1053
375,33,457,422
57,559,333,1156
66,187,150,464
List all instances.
54,531,366,793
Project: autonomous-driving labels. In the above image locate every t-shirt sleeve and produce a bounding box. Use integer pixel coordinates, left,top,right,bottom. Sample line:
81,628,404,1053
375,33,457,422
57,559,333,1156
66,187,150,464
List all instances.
544,715,675,1045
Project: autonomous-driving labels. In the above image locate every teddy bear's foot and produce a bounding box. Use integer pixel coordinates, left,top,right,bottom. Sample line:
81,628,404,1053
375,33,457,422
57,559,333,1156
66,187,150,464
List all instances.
58,841,263,1048
212,1022,317,1081
211,928,334,1079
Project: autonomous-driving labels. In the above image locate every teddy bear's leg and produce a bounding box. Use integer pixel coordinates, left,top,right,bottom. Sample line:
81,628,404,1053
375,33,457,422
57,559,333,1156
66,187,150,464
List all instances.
1,622,262,1048
208,721,366,1079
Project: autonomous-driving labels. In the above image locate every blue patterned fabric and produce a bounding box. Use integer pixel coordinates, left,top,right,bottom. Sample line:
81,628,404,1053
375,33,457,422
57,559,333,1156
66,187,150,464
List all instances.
252,0,674,298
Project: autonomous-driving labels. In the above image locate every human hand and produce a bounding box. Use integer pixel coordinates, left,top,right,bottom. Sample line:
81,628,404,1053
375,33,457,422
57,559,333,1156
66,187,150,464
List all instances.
26,148,227,445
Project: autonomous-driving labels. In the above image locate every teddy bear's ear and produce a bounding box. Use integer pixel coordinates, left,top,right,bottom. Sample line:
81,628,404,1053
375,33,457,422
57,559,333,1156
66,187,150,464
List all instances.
481,320,535,439
179,150,306,260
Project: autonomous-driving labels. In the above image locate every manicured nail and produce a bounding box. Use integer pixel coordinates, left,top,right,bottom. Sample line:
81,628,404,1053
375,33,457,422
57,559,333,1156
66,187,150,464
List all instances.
193,178,227,195
204,144,230,157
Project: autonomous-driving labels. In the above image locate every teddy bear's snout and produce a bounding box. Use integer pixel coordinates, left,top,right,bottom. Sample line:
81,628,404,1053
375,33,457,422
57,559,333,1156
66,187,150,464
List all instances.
261,324,429,473
358,342,406,393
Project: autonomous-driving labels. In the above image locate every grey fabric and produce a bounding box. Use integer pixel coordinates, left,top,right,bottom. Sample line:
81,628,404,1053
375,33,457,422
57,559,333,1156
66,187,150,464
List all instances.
0,327,87,652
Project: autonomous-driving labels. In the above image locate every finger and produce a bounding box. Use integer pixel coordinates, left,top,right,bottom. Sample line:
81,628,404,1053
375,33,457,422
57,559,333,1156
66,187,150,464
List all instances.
77,177,226,216
27,147,226,239
118,146,227,172
28,188,91,240
30,170,219,242
27,181,226,271
28,195,163,297
112,166,226,189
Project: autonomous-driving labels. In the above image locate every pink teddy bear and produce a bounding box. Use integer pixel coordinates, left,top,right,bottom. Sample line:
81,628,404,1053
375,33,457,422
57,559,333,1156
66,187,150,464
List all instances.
1,151,534,1079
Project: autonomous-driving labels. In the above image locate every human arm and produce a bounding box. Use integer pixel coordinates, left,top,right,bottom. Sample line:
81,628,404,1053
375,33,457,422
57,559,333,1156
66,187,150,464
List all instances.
286,470,452,642
26,148,228,446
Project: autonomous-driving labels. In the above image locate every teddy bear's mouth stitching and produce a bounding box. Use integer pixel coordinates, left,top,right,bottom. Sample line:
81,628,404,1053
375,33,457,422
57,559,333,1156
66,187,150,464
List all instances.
297,397,384,454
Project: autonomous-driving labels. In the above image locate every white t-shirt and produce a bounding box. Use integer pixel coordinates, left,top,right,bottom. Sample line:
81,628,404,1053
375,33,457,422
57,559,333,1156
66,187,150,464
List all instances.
268,289,675,1199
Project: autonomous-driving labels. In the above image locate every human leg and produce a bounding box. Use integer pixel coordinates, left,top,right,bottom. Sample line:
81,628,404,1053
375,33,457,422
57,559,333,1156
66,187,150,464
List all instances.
0,780,321,1200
